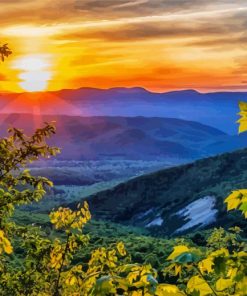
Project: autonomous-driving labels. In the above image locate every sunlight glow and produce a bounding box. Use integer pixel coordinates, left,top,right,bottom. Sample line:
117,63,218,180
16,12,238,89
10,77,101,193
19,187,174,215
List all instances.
3,25,58,37
19,71,52,92
13,55,52,92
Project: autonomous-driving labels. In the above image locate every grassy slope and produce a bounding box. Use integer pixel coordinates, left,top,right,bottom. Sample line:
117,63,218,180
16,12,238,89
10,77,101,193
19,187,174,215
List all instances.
68,148,247,235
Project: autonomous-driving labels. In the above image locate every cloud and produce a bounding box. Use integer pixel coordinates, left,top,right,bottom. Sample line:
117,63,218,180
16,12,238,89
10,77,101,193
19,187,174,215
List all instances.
0,73,8,81
60,21,232,42
49,8,246,49
232,64,247,81
74,0,247,17
0,0,246,26
1,0,247,92
187,36,247,48
1,0,247,43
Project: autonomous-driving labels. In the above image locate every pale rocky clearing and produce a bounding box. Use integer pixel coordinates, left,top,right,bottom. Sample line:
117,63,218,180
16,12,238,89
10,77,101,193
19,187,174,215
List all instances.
175,195,218,233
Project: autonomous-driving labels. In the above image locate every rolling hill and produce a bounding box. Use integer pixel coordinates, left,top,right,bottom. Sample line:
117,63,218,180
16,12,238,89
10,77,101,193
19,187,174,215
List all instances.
71,148,247,236
0,113,226,161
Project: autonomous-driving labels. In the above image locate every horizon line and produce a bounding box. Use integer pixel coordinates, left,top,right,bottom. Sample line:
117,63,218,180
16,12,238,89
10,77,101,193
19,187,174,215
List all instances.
1,86,247,96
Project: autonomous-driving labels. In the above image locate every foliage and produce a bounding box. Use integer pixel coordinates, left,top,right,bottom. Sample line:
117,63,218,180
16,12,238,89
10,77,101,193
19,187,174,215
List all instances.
223,101,247,220
225,190,247,218
164,237,247,295
0,43,12,61
0,123,60,228
237,101,247,133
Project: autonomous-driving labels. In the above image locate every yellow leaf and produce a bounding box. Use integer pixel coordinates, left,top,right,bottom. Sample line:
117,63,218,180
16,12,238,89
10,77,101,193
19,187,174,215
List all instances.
131,291,143,296
225,191,241,211
226,198,241,211
227,268,238,279
156,284,185,295
237,251,247,257
4,242,13,254
117,242,126,256
238,119,247,133
210,248,229,257
239,101,247,112
66,275,77,286
236,276,247,294
187,275,212,296
216,278,232,291
167,245,189,260
238,102,247,133
174,264,182,276
70,276,77,285
0,231,13,254
128,271,139,284
117,278,129,291
198,257,214,274
225,191,241,201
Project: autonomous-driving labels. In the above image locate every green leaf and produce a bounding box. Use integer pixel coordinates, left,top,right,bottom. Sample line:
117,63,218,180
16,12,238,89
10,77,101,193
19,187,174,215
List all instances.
239,202,247,212
146,274,158,286
174,252,200,264
214,257,227,275
94,276,116,295
167,245,190,260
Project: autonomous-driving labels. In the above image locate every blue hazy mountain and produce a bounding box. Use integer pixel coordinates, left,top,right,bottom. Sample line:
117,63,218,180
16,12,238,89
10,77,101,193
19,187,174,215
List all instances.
0,87,245,134
0,113,226,161
43,88,246,134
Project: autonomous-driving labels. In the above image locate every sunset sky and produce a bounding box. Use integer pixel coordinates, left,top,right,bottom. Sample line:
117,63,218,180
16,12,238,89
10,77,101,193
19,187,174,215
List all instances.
0,0,247,93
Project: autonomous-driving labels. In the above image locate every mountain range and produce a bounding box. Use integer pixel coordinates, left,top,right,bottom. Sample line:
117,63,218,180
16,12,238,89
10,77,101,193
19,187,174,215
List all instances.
0,87,246,133
2,88,247,237
0,113,226,161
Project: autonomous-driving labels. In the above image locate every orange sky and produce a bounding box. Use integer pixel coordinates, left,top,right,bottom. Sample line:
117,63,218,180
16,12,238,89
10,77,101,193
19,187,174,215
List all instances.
0,0,247,93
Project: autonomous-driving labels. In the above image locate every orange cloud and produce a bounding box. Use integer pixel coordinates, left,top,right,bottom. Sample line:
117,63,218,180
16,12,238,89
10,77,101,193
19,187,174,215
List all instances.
0,0,247,92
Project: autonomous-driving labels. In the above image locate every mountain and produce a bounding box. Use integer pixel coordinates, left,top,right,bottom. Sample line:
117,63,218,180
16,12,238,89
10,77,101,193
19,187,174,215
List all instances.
71,148,247,235
0,113,226,161
0,87,246,133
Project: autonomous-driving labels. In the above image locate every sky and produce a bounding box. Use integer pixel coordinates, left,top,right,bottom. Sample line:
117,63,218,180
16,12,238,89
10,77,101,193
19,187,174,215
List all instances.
0,0,247,93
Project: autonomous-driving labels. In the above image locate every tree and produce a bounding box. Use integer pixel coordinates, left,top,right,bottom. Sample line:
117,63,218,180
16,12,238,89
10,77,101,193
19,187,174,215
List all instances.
0,43,12,61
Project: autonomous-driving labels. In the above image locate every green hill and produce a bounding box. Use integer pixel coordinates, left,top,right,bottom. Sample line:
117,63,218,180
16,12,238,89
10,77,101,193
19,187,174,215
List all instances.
68,148,247,236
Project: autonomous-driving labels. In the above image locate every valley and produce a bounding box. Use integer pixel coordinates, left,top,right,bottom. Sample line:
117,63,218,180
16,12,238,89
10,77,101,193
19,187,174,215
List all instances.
2,90,245,238
66,148,247,236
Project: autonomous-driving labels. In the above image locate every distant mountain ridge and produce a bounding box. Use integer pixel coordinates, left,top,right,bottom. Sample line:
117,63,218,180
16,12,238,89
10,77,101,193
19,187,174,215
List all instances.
0,113,226,161
0,87,245,133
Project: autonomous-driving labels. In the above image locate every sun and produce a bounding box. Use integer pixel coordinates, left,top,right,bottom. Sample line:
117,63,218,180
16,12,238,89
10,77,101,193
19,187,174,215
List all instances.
19,70,51,92
13,55,52,92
